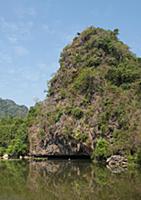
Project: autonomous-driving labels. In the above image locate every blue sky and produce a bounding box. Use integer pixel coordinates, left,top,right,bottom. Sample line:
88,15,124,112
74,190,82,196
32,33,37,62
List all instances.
0,0,141,107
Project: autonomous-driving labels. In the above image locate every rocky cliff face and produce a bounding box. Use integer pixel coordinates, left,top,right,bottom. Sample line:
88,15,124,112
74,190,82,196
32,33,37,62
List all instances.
28,27,141,158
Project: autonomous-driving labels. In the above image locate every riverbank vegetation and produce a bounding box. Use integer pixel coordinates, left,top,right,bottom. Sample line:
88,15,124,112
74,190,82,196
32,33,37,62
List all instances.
0,117,28,157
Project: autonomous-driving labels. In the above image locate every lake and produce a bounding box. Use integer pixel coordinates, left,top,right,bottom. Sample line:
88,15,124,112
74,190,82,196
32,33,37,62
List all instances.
0,160,141,200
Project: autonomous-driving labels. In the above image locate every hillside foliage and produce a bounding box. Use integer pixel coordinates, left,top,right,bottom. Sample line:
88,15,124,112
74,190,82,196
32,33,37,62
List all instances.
28,26,141,161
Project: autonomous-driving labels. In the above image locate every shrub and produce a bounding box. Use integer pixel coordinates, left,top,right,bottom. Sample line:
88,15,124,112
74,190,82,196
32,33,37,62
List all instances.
55,110,63,123
73,68,103,100
74,129,88,142
27,103,41,126
136,147,141,165
0,147,5,156
39,129,46,139
73,68,95,94
92,138,110,160
106,64,141,87
60,89,67,99
6,139,27,157
71,107,83,119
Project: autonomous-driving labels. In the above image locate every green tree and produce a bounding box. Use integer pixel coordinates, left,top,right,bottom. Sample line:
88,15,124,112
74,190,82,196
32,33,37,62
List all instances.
92,138,110,161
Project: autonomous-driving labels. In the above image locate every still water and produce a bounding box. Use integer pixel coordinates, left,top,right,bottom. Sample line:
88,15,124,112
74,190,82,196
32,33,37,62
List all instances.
0,160,141,200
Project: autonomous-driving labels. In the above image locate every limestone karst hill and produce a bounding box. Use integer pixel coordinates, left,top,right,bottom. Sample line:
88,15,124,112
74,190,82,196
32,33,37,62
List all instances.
28,27,141,159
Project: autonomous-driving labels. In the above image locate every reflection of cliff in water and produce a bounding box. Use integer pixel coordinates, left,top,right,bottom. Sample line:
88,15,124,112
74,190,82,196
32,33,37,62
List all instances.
27,160,94,199
27,160,141,200
0,160,141,200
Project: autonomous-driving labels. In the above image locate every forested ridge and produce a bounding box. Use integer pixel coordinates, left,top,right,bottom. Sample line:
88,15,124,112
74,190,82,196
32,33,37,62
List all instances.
0,98,28,118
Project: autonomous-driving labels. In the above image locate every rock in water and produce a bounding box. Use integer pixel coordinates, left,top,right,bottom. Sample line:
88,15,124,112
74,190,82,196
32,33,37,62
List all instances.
106,155,128,168
3,154,9,160
106,155,128,173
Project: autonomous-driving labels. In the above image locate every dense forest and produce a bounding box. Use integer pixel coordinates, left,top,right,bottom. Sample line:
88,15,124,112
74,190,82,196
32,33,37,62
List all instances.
1,27,141,165
0,99,28,156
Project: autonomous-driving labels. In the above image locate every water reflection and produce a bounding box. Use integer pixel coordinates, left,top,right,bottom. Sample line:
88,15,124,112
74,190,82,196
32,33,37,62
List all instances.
0,160,141,200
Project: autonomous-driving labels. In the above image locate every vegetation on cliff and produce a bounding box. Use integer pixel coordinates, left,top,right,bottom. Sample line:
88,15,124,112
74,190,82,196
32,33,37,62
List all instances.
27,26,141,162
1,26,141,163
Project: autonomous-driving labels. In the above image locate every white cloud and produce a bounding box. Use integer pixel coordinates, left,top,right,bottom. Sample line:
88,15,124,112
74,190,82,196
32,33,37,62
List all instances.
42,24,49,31
42,24,56,34
14,46,29,57
7,68,16,75
10,66,44,82
38,63,48,71
0,17,34,43
7,35,18,44
0,51,13,64
15,7,37,18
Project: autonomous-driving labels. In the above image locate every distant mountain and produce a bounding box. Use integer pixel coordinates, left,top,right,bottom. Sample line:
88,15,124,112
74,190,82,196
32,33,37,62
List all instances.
0,98,28,118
